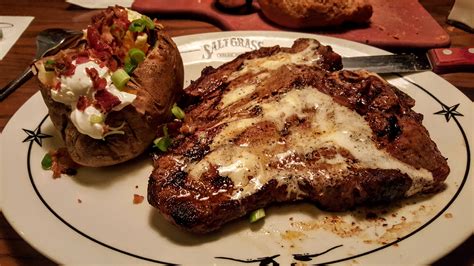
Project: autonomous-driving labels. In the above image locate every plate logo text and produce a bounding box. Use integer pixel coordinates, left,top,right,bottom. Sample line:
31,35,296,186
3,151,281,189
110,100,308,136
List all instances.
202,37,264,59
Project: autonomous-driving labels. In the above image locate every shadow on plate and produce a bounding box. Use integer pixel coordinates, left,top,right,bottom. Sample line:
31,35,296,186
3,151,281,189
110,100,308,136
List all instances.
69,153,153,189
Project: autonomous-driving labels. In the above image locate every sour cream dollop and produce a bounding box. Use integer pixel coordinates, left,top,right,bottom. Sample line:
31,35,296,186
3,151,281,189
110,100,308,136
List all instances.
70,106,104,139
51,61,107,105
50,60,137,139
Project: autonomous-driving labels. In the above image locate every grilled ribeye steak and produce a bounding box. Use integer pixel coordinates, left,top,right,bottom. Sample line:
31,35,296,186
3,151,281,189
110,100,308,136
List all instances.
148,38,449,233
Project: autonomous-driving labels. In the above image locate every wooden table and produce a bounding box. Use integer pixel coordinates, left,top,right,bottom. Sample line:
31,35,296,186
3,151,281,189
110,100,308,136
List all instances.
0,0,472,265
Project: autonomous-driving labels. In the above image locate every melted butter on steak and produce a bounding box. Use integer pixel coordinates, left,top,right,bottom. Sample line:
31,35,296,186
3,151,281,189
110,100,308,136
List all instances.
148,38,449,233
186,86,433,200
227,41,321,81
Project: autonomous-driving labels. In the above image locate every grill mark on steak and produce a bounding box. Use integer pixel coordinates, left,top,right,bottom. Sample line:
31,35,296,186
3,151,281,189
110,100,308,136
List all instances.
148,38,449,233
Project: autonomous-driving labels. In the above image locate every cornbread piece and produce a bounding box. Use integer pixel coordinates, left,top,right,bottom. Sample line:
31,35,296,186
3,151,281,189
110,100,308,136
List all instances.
257,0,373,28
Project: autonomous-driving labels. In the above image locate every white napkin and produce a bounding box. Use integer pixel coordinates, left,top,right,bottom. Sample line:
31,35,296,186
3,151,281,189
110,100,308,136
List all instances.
448,0,474,30
66,0,133,9
0,16,34,60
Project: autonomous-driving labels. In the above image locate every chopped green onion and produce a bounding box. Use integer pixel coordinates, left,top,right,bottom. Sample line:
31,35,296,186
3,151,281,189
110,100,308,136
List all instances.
124,48,146,74
128,48,146,64
249,208,265,223
41,153,53,170
90,114,104,124
129,19,146,32
171,103,185,120
141,15,155,30
111,69,130,90
153,125,171,152
129,16,154,33
44,60,56,72
124,61,136,74
153,136,171,152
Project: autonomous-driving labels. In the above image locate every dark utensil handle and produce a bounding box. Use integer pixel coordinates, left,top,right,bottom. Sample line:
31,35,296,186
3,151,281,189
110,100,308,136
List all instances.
0,67,34,101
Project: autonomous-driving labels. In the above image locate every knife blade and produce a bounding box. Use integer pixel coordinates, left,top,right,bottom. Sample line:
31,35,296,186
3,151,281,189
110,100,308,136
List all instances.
342,47,474,74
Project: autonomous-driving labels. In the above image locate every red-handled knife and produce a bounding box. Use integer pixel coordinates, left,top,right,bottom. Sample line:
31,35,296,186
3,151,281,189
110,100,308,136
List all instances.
342,47,474,74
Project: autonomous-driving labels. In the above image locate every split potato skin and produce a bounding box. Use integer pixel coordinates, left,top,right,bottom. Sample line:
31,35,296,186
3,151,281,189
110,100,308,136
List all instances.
38,29,184,167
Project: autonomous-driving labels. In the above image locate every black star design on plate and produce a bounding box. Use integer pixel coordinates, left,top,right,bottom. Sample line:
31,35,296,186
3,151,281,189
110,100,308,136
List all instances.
434,103,464,122
293,244,343,262
22,126,52,147
215,254,280,265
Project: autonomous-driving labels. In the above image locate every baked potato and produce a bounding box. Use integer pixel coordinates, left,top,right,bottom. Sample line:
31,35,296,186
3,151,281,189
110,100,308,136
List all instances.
34,6,184,167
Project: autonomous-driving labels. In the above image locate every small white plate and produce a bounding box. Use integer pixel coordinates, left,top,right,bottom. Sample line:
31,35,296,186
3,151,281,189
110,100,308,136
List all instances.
1,31,472,264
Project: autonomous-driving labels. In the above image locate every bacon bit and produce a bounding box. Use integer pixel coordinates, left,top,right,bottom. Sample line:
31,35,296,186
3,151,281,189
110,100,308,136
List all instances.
55,61,76,77
94,89,120,112
76,51,90,64
101,25,114,44
91,49,112,63
76,96,91,111
85,6,140,70
87,25,111,52
85,67,98,80
90,76,106,91
63,65,76,76
50,148,80,178
76,57,89,64
85,67,107,91
78,50,89,57
107,58,119,72
133,194,144,204
54,53,77,77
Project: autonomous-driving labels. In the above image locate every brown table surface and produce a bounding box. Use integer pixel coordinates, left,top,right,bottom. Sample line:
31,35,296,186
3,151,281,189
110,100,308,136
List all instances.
0,0,473,265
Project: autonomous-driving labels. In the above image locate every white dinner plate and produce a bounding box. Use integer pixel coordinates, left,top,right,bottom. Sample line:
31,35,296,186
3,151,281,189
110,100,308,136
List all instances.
1,31,472,265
